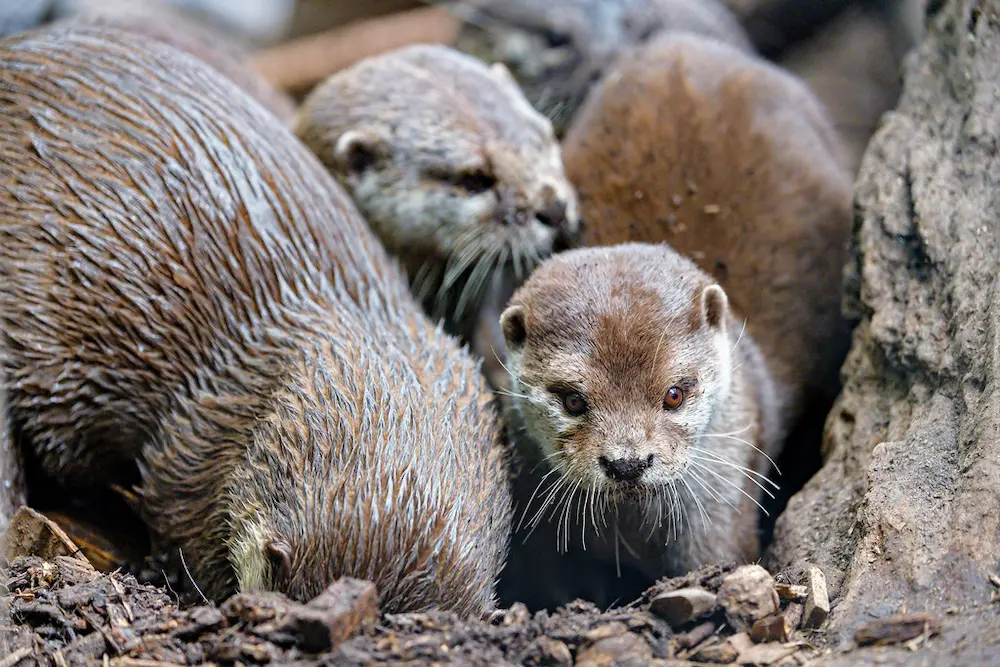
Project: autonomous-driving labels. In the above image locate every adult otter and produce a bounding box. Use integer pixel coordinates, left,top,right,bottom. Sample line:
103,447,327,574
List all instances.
453,0,752,135
0,25,511,615
498,244,784,606
293,44,581,390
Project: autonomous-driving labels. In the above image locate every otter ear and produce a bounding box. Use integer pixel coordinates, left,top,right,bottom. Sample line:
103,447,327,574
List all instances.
500,305,527,349
491,61,518,87
701,284,728,331
334,129,389,175
265,539,293,575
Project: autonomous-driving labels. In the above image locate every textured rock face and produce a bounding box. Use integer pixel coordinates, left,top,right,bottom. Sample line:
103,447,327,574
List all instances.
768,0,1000,645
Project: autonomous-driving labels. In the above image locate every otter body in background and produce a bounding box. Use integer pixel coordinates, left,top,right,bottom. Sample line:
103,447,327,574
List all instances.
498,245,784,607
0,26,511,615
293,44,580,390
454,0,752,135
62,6,297,123
563,32,853,436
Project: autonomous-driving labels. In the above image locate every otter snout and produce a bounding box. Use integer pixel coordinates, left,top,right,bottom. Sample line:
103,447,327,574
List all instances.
599,454,655,483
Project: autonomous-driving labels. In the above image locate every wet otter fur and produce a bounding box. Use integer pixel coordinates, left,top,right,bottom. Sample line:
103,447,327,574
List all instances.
293,44,581,390
0,25,511,615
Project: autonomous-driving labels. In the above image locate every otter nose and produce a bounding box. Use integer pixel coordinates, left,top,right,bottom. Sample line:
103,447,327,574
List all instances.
535,200,568,229
598,455,653,482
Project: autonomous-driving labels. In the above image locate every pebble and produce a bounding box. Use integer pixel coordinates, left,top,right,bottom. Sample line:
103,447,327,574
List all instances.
717,565,780,632
576,633,652,666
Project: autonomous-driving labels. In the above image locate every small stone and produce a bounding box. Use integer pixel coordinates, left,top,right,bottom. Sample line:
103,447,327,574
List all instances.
854,612,942,646
576,633,652,666
675,620,716,650
691,637,739,663
737,641,799,665
583,621,628,642
774,583,808,602
728,633,754,655
717,565,780,632
2,506,89,566
532,637,572,666
649,587,717,627
750,614,788,643
801,567,830,629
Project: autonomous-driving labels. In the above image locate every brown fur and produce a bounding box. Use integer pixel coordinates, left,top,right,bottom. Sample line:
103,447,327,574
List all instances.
498,244,782,606
562,32,853,430
454,0,753,135
0,25,511,615
293,45,580,390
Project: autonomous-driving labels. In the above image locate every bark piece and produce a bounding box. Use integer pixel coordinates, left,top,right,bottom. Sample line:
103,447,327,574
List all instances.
854,613,942,646
717,565,780,633
774,584,807,602
750,614,788,643
767,0,1000,648
649,587,718,627
576,633,652,666
2,507,88,566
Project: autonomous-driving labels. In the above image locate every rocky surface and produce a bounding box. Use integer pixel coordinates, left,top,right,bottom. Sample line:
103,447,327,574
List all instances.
768,0,1000,660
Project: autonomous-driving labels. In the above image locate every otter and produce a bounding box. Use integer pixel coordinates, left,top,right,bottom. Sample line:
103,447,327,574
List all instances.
0,25,511,616
453,0,752,135
292,44,581,390
498,244,784,606
562,32,853,435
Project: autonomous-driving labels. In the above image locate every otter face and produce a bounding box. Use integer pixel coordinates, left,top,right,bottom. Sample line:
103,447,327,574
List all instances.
294,45,581,326
499,245,734,496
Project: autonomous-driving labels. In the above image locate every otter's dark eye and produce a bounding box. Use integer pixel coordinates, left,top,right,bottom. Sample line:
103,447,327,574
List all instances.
452,170,497,194
664,386,685,410
561,391,588,416
542,28,570,48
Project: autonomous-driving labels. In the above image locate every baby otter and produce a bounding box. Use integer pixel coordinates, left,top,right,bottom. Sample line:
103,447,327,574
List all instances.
499,244,783,601
453,0,752,135
293,44,580,389
562,32,853,432
0,25,511,615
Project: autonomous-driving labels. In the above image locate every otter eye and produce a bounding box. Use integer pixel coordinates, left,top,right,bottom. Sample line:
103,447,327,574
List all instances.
452,169,497,194
664,386,685,410
561,391,588,416
542,28,570,48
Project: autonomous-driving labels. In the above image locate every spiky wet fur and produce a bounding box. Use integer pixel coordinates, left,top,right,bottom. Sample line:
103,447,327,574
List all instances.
0,26,511,615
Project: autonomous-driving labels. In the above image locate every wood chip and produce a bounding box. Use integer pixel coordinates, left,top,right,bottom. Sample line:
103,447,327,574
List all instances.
801,567,830,629
737,641,799,665
691,636,739,663
2,506,89,565
649,587,718,627
750,614,789,643
675,621,716,650
774,583,808,602
854,612,942,646
0,647,32,667
783,602,804,638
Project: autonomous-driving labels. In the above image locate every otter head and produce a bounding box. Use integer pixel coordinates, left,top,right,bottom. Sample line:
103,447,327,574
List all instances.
500,244,734,496
294,45,580,328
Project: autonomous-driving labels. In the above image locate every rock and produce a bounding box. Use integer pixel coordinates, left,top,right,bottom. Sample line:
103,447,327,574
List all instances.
750,614,788,643
576,633,652,666
854,612,943,646
691,636,740,663
525,637,573,666
767,0,1000,647
53,556,98,587
717,565,780,632
774,584,807,602
649,587,717,627
801,567,830,629
674,621,717,650
736,641,800,665
1,506,89,566
583,622,629,642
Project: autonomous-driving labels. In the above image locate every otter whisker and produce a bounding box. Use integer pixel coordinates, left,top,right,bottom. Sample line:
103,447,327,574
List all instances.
730,317,748,355
689,461,769,516
689,453,779,498
517,465,562,532
678,475,712,534
696,433,782,476
494,387,532,400
699,423,755,438
683,466,732,509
